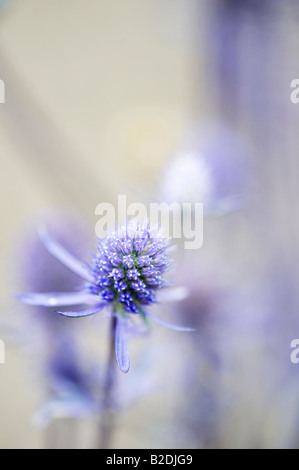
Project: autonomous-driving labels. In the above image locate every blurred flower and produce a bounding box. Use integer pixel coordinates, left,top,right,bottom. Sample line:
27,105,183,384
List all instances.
159,123,250,216
32,336,98,428
16,218,193,374
160,151,213,206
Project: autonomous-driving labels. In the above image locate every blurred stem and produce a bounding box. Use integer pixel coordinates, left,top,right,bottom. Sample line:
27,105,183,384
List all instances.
97,315,117,449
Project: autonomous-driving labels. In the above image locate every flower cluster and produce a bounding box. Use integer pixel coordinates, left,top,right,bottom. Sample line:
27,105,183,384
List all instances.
86,222,169,314
16,219,193,373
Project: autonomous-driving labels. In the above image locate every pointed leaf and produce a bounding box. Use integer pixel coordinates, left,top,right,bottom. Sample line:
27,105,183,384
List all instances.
145,310,196,332
56,302,106,318
38,225,92,282
14,291,95,307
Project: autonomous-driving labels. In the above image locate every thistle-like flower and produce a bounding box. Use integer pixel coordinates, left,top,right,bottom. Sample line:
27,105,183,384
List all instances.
16,219,193,373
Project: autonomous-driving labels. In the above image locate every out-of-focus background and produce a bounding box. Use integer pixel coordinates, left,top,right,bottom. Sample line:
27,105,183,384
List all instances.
1,0,299,449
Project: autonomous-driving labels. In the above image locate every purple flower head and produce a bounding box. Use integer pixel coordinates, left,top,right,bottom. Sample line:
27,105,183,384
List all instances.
87,221,171,313
15,218,193,374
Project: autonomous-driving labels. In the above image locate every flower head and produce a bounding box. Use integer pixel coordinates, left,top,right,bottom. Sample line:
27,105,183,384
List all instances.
15,219,193,373
86,221,170,314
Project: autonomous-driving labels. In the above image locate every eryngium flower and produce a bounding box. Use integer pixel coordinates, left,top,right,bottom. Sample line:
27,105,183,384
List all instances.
87,222,172,313
16,219,192,373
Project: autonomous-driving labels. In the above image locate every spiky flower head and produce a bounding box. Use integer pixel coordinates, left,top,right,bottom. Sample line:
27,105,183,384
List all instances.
87,221,170,314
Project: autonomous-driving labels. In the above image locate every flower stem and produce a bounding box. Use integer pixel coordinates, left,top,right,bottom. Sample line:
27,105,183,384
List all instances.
98,315,117,449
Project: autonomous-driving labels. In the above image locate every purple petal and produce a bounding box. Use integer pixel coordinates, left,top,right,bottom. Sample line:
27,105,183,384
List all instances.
38,225,93,282
115,316,130,373
14,291,95,307
156,286,189,303
145,311,196,332
56,303,106,318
